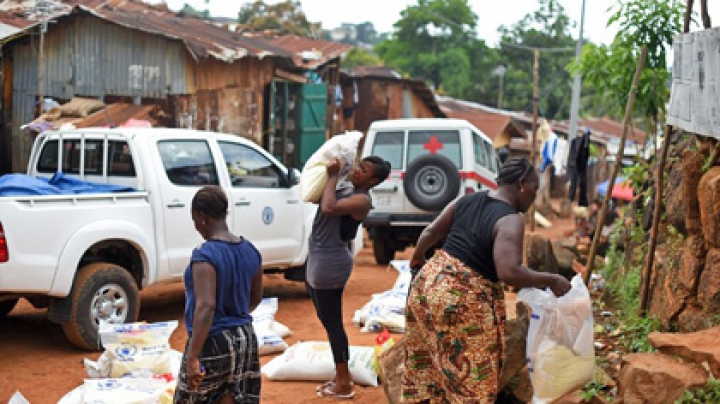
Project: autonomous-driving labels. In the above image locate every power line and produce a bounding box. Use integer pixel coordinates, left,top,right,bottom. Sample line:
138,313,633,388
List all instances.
498,40,575,53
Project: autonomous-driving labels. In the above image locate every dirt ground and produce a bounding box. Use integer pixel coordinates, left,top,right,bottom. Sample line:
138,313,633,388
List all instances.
0,213,575,404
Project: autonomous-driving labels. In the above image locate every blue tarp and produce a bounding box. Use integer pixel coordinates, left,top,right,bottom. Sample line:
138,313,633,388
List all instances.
0,172,135,197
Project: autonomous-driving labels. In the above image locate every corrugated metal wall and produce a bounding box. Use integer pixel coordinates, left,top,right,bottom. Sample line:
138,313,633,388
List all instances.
9,16,193,172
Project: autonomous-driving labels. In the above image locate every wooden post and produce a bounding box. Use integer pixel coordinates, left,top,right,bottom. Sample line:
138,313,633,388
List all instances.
639,124,673,314
584,46,648,285
529,48,539,232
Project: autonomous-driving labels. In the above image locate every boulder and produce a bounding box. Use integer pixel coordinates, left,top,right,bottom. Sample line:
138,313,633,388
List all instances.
698,248,720,313
682,149,706,234
648,327,720,378
664,158,687,234
553,240,580,279
678,304,712,332
525,233,560,275
698,166,720,248
617,352,708,404
678,235,706,293
647,245,688,328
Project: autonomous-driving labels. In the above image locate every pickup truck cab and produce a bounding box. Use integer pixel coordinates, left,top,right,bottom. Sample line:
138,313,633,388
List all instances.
0,128,341,349
360,118,499,264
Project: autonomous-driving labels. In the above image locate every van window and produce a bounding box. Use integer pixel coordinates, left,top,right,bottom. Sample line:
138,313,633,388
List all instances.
407,130,461,168
472,132,489,167
158,140,219,186
485,142,499,173
37,139,135,177
371,131,404,170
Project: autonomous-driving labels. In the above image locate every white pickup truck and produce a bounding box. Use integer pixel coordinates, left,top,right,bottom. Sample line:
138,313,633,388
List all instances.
0,128,348,350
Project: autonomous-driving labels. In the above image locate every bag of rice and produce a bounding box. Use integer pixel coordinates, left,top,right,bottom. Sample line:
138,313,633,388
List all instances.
261,341,378,386
97,321,178,378
300,131,363,203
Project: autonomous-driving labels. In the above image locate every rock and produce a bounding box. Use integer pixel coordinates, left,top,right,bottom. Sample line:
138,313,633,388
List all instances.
499,302,529,391
665,158,687,234
617,352,708,404
678,304,712,332
649,327,720,377
698,248,720,312
525,233,560,275
555,389,612,404
698,166,720,248
553,240,579,279
682,149,706,234
678,235,706,293
647,245,688,328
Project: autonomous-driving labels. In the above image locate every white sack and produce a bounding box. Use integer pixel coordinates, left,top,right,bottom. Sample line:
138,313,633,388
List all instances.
261,341,378,386
300,131,363,203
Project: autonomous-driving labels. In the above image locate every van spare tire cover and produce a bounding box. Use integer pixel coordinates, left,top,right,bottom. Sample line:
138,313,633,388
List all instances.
404,154,460,211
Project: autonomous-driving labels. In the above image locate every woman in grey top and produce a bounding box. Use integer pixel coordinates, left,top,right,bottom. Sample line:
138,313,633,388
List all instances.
307,155,390,399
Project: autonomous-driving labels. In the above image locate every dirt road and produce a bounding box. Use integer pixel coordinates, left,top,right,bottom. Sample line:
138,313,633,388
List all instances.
0,244,404,404
0,215,573,404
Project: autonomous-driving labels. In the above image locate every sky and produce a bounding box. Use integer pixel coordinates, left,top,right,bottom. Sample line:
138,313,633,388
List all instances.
151,0,720,47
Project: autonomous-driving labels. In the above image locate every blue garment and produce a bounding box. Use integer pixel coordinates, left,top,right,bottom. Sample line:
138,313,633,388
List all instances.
183,239,262,336
541,136,558,173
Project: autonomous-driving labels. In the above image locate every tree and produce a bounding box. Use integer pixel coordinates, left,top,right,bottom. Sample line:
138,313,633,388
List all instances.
179,2,209,18
568,0,685,131
341,47,383,69
374,0,488,98
236,0,321,37
496,0,576,119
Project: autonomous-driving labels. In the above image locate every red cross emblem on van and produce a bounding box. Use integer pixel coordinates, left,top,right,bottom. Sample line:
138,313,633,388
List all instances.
423,136,444,154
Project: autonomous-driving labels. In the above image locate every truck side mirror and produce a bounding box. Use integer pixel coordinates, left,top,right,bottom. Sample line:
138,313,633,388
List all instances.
287,168,301,186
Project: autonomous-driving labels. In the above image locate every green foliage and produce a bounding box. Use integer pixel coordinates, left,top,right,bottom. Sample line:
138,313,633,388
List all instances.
568,0,685,131
580,380,606,401
496,0,576,119
237,0,321,37
341,47,382,69
375,0,490,98
676,378,720,403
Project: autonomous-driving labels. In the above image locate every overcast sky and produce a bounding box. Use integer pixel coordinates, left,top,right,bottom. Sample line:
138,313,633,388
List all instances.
149,0,719,47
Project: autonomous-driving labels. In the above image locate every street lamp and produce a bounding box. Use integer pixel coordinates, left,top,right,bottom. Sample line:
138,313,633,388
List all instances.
493,65,507,109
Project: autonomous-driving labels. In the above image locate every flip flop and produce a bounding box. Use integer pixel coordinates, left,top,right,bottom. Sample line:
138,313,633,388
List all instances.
317,385,355,399
316,381,353,392
316,381,335,392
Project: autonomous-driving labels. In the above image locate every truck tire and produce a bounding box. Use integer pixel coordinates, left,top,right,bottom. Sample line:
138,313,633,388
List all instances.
284,263,307,282
62,262,140,351
0,298,18,319
404,154,460,211
373,237,395,265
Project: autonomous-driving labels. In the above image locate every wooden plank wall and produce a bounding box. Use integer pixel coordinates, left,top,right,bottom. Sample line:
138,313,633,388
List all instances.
667,28,720,137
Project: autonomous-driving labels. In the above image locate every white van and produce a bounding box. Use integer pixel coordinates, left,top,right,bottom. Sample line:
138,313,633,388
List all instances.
360,118,499,264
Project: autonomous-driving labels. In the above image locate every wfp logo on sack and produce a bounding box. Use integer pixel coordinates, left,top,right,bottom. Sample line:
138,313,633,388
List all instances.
115,343,138,360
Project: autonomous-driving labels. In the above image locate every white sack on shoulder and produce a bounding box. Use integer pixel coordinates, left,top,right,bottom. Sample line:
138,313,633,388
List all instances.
300,131,363,203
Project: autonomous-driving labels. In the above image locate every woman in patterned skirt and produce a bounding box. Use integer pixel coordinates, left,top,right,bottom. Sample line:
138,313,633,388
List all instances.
402,157,571,403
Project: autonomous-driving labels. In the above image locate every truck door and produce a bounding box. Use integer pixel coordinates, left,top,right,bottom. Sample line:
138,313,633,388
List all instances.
156,140,220,275
217,141,303,264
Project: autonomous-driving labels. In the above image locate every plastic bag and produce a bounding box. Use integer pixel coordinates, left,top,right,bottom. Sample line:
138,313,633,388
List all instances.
300,131,364,203
517,275,595,404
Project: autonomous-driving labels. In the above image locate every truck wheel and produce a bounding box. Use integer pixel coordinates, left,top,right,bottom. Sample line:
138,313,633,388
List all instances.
404,154,460,211
373,238,395,265
62,262,140,351
0,298,18,319
284,263,307,282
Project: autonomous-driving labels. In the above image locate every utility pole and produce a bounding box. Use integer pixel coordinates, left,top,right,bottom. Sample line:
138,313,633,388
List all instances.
37,0,48,117
529,48,539,232
568,0,587,143
493,65,506,109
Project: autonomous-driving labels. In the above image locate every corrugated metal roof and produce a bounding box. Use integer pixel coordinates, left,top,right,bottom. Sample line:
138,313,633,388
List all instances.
437,97,526,141
266,35,352,69
0,0,350,66
350,66,403,79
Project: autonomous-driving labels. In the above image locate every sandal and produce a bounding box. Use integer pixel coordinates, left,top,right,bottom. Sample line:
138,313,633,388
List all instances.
317,385,355,399
316,381,335,392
